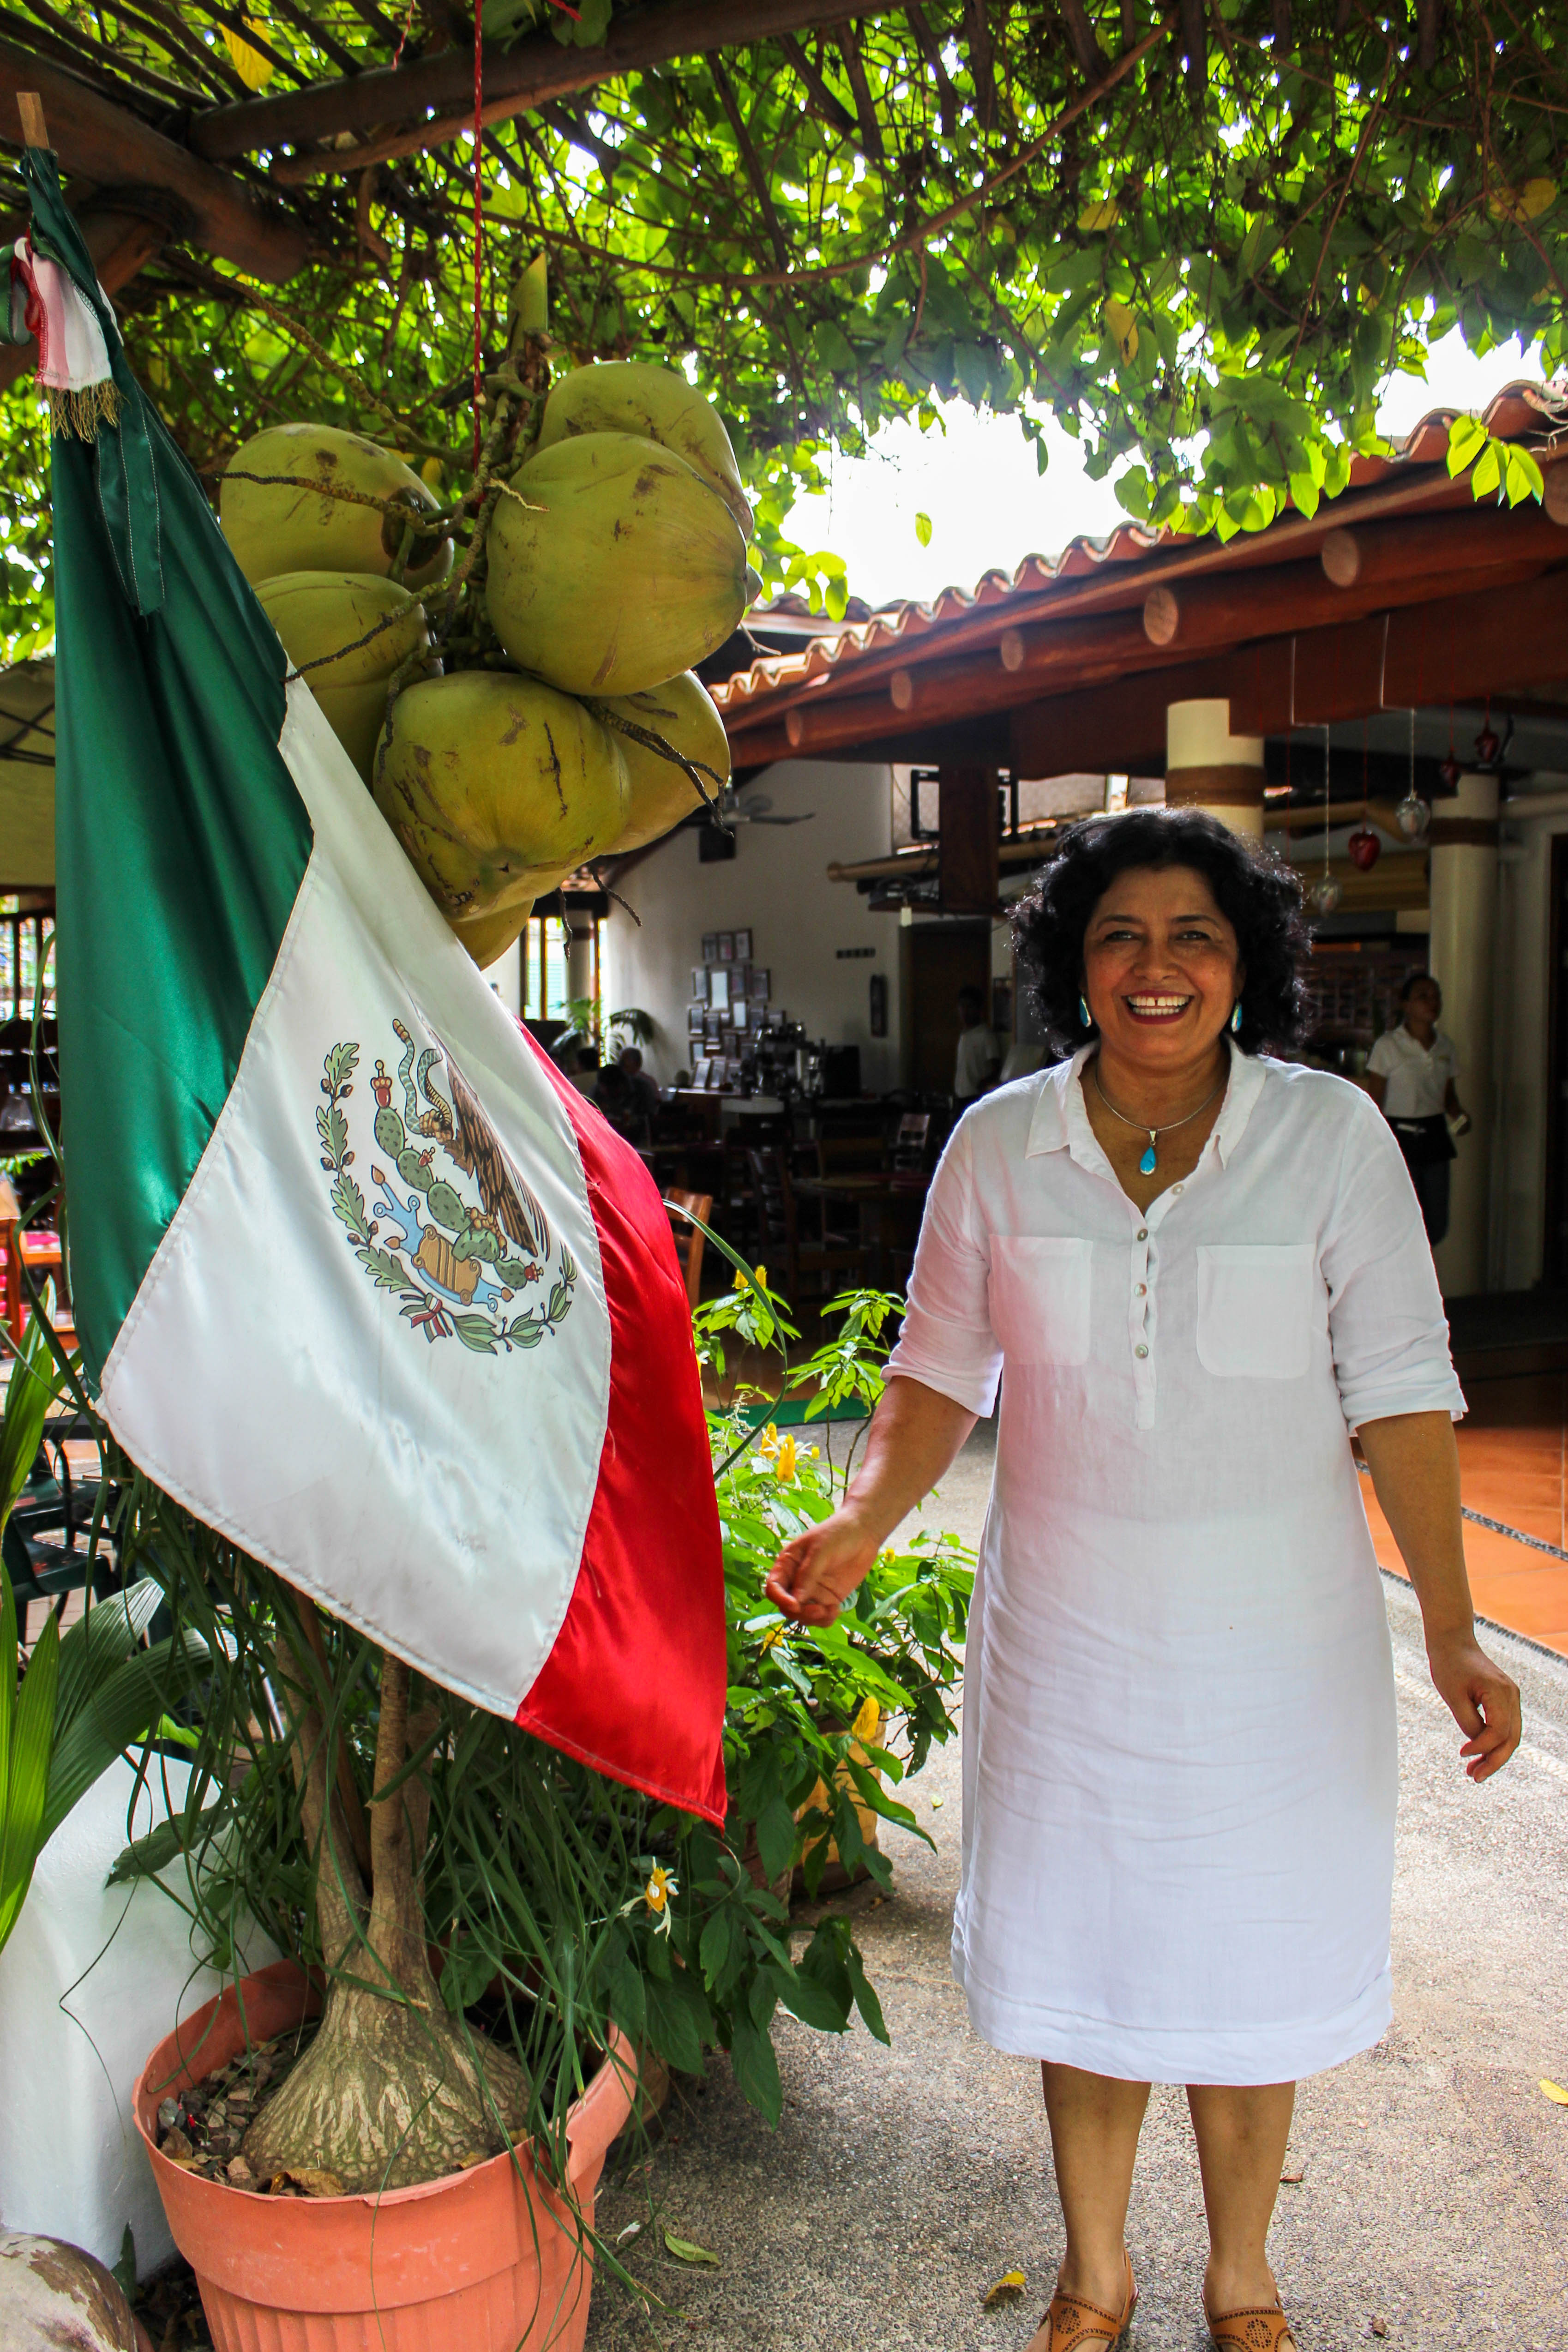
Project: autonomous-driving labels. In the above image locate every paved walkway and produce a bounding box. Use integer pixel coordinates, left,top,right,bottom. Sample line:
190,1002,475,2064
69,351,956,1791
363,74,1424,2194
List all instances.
588,1424,1568,2352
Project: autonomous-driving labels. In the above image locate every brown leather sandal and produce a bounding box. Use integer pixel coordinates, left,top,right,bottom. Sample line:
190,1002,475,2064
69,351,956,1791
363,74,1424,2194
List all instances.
1035,2252,1137,2352
1205,2300,1297,2352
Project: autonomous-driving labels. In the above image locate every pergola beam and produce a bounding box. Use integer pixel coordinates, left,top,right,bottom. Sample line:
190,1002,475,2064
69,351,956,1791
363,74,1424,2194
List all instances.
190,0,896,171
0,45,309,280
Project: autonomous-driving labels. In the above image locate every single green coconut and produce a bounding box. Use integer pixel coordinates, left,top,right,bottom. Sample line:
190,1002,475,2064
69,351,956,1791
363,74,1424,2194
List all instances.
221,423,453,591
535,361,751,540
373,672,628,922
449,894,544,971
487,433,749,698
598,671,732,854
258,571,434,781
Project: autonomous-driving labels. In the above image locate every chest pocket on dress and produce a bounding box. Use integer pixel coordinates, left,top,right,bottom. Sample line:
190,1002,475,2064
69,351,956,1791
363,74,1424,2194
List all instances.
1195,1243,1316,1380
988,1236,1092,1367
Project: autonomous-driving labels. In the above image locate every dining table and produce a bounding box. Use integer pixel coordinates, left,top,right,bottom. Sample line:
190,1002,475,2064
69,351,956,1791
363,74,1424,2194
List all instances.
791,1167,931,1290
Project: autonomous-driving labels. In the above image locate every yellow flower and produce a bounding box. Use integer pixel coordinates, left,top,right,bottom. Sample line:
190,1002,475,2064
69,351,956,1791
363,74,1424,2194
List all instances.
734,1263,768,1294
851,1696,882,1743
642,1863,679,1934
757,1422,780,1458
760,1623,788,1653
774,1433,798,1483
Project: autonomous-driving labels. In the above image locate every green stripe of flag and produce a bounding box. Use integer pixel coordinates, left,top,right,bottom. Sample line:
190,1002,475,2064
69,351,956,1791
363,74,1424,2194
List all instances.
53,416,312,1381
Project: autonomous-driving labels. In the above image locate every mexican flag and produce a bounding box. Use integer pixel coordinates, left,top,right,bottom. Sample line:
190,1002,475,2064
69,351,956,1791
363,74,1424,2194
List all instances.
16,147,727,1824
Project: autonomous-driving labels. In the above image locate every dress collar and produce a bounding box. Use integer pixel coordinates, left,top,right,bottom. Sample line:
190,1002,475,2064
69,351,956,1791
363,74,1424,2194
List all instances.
1026,1037,1267,1169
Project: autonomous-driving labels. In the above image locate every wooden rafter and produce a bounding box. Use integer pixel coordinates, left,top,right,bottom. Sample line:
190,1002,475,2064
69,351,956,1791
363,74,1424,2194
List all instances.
0,42,310,278
190,0,896,167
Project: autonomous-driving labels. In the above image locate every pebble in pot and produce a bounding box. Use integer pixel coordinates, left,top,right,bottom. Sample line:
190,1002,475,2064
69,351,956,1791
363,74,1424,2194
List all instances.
0,2233,150,2352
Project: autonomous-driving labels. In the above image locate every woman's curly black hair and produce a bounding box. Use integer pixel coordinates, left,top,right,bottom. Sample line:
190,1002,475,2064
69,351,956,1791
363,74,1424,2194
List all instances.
1011,806,1311,1058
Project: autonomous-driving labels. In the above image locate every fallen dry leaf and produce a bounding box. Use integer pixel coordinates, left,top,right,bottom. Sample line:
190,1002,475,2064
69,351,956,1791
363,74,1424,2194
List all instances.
159,2127,194,2163
1539,2078,1568,2105
1370,2319,1388,2338
981,2271,1027,2309
1280,2168,1305,2185
616,2220,644,2244
268,2167,345,2199
662,2230,719,2268
226,2157,257,2190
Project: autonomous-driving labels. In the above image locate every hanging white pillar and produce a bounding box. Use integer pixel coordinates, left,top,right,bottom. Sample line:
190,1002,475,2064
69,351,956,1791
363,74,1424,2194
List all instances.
1428,771,1500,1298
1165,699,1266,839
565,923,595,1008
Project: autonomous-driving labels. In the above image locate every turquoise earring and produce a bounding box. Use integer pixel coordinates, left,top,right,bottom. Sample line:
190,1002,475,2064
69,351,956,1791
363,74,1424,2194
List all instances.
1230,1000,1244,1034
1079,994,1093,1029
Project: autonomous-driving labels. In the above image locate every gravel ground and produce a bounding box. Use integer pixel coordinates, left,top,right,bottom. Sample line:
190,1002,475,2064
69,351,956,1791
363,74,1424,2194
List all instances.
587,1421,1568,2352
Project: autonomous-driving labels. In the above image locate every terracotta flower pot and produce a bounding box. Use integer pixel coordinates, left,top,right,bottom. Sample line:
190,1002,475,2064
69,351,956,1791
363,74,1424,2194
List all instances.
134,1958,636,2352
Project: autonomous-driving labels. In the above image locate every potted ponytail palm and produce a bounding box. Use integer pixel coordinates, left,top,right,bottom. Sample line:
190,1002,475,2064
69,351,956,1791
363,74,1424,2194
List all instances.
102,1269,970,2350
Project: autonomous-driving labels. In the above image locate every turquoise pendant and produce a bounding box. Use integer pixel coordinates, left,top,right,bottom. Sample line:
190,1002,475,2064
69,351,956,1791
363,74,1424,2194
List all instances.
1138,1142,1157,1175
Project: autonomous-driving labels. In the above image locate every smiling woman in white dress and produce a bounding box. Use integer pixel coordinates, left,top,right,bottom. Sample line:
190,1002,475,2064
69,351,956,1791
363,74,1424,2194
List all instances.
766,809,1520,2352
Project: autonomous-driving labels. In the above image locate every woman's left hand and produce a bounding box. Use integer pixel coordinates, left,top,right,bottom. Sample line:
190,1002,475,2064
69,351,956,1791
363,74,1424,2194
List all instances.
1425,1630,1521,1781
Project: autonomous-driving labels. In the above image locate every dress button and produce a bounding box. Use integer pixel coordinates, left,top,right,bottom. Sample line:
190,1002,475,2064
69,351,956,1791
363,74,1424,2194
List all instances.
1135,1342,1149,1359
1136,1227,1148,1241
1172,1183,1184,1195
1135,1282,1147,1297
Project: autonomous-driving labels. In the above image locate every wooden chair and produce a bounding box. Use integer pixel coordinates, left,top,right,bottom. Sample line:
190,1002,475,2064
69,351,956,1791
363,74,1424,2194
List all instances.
664,1189,712,1308
745,1147,864,1308
0,1171,65,1347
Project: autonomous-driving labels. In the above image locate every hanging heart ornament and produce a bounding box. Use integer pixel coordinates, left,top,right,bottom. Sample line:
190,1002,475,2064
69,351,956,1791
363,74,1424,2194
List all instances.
1309,871,1342,914
1347,826,1382,871
1395,792,1431,841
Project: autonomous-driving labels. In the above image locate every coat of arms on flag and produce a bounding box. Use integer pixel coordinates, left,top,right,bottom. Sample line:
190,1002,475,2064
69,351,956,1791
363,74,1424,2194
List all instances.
20,139,727,1826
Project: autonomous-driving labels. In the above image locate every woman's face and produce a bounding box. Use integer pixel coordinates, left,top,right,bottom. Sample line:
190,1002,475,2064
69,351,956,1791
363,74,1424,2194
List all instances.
1081,864,1244,1070
1404,977,1442,1025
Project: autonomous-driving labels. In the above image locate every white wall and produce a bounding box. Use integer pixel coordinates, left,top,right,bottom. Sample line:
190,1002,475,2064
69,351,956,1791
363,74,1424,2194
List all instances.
603,761,900,1090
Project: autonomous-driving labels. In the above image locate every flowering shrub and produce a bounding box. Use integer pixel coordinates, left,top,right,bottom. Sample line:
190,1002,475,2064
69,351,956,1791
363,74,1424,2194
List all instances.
597,1271,974,2124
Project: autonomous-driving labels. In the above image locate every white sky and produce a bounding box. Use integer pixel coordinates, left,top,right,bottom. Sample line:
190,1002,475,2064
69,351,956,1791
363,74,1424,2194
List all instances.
777,334,1552,613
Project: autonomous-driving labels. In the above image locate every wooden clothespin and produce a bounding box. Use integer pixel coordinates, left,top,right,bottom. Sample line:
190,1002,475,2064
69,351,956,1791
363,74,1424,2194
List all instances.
17,92,48,150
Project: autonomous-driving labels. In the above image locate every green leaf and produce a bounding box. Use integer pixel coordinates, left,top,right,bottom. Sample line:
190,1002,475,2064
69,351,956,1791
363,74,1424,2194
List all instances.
643,1970,706,2075
1504,444,1545,505
1471,440,1503,500
662,2230,721,2267
42,1628,209,1843
753,1793,797,1885
844,1939,890,2046
1446,413,1488,477
728,2011,783,2125
913,509,933,548
0,1582,57,1954
774,1964,850,2033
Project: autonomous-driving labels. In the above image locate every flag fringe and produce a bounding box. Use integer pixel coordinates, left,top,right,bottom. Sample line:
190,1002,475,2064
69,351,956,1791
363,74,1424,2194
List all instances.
48,378,121,439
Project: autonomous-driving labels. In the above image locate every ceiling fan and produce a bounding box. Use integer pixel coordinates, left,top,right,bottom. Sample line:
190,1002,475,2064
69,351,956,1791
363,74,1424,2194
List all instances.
716,788,815,826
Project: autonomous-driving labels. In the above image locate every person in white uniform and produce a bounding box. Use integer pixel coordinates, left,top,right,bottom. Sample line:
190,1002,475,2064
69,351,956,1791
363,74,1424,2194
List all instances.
1364,973,1469,1245
765,809,1520,2352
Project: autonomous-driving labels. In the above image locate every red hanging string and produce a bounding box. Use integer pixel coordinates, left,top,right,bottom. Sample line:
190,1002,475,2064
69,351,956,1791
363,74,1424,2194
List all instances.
472,0,485,477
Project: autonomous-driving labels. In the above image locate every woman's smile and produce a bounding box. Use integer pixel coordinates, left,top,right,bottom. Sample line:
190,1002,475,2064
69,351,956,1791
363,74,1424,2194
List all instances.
1123,993,1194,1023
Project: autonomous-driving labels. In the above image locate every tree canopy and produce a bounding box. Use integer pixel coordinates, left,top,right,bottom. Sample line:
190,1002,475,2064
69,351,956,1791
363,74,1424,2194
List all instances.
2,0,1564,657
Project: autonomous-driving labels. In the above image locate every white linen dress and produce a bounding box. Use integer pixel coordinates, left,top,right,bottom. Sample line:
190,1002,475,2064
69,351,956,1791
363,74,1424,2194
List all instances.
884,1043,1465,2085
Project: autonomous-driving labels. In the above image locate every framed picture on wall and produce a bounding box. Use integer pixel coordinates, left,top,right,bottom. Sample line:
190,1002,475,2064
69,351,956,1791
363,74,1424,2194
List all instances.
692,1058,712,1089
701,933,718,963
734,928,753,961
691,967,709,997
709,966,731,1012
750,968,771,1000
687,1003,706,1034
717,932,736,961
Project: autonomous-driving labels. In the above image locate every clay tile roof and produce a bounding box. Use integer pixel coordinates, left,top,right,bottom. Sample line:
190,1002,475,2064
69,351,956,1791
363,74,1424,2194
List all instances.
716,381,1568,721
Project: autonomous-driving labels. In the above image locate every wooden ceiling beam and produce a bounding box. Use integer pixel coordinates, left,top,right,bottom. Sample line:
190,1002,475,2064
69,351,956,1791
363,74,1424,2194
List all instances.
0,47,309,279
1008,568,1568,778
190,0,896,170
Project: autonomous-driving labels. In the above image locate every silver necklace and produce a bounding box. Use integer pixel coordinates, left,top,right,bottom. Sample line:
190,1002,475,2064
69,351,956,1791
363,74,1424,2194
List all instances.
1090,1059,1226,1177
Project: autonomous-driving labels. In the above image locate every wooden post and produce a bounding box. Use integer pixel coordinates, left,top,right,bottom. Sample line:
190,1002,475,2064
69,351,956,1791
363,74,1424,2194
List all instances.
16,91,47,147
937,766,999,914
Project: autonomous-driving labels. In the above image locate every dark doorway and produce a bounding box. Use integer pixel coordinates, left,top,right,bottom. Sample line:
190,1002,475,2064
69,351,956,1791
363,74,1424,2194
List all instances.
905,920,992,1096
1546,835,1568,1285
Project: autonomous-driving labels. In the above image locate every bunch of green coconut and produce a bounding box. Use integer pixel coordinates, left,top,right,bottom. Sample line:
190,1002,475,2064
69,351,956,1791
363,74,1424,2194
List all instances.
219,351,746,969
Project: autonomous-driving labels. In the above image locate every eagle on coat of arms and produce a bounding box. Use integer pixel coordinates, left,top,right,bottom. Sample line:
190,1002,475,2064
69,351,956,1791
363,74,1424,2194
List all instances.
315,1019,577,1353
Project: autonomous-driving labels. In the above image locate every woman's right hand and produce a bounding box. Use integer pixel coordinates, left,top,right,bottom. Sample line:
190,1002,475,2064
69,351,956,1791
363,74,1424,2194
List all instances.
765,1505,883,1627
